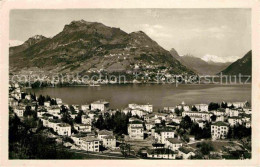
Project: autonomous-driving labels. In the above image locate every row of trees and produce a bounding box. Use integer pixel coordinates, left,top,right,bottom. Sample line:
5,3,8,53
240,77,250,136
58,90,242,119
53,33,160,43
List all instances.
177,116,211,142
37,94,57,106
94,111,132,135
227,124,251,139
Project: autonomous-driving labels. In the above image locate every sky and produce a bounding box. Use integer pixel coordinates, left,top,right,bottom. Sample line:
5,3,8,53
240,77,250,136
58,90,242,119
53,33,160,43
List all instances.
9,9,251,63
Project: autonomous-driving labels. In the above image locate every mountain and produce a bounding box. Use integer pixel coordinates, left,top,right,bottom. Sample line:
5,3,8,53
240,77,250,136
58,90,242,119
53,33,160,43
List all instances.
220,50,252,75
169,50,231,75
169,48,183,62
9,20,194,75
9,35,48,56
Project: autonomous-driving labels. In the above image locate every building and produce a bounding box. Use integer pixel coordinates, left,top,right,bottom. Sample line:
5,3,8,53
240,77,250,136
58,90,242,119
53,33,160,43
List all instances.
128,103,153,113
165,138,183,151
178,147,195,159
213,108,226,116
153,127,175,144
102,135,116,148
81,104,90,111
25,95,31,100
228,116,242,127
128,120,144,140
228,102,246,108
44,101,51,107
147,148,176,159
81,137,100,152
97,130,113,140
243,107,252,114
194,104,208,112
74,123,91,132
13,106,24,117
57,123,71,136
182,111,211,121
226,108,239,117
55,98,62,105
82,115,92,125
47,105,60,115
245,121,251,128
211,121,229,140
91,100,109,112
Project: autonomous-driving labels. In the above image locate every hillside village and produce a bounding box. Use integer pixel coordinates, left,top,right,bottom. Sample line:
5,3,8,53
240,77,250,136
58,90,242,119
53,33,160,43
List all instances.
9,83,251,159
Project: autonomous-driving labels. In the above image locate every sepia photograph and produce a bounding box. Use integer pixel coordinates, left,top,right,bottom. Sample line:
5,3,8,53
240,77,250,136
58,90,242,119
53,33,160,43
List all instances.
1,0,260,166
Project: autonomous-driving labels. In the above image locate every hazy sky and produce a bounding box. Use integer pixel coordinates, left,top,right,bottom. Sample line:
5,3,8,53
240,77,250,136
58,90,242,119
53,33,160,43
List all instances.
10,9,251,63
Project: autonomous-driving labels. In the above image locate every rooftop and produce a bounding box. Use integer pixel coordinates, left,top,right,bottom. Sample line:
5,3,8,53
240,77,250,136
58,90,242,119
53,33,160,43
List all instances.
178,147,194,154
212,121,229,126
166,138,183,144
98,130,113,136
92,100,109,105
147,148,176,155
81,136,99,142
58,123,71,127
129,120,143,124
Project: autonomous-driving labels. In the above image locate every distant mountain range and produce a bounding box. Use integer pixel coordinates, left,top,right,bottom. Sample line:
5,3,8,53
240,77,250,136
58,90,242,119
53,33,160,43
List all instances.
9,20,194,75
220,50,252,75
169,49,232,75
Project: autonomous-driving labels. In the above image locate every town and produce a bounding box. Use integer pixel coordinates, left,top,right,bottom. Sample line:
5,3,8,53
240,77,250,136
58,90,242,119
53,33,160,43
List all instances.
9,83,251,159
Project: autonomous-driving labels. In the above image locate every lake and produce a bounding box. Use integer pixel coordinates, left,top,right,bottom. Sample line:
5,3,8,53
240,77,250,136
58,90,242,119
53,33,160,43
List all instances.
26,84,251,111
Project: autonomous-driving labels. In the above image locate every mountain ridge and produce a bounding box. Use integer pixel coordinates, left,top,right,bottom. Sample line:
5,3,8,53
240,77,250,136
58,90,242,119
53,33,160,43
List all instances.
220,50,252,75
9,20,195,76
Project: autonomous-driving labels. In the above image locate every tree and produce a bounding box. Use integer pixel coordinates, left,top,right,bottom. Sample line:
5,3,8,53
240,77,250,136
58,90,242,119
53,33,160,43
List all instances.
61,111,73,125
208,102,220,111
120,143,131,158
191,106,198,111
24,106,32,117
74,110,83,124
175,108,182,116
95,114,105,130
221,102,228,108
180,115,192,130
210,114,217,122
200,142,214,155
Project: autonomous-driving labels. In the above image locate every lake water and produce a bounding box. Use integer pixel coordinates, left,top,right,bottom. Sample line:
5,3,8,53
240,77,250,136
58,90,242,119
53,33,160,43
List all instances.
27,84,251,110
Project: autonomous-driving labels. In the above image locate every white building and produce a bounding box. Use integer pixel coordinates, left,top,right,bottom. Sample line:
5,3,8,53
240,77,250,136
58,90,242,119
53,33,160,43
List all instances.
228,116,242,127
182,111,211,121
47,105,60,115
227,102,246,108
44,101,51,107
128,120,144,140
102,135,116,148
81,104,90,111
81,137,100,152
194,104,208,112
153,127,175,144
74,123,91,132
128,103,153,113
25,95,31,100
211,121,229,140
57,123,71,136
91,100,109,112
82,115,92,125
165,138,183,151
13,107,24,117
147,148,176,159
226,108,239,117
97,130,113,140
213,108,226,116
55,98,62,105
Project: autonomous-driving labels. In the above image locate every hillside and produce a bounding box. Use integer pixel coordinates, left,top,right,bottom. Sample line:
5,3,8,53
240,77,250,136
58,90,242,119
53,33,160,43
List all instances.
220,50,252,75
9,20,194,76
